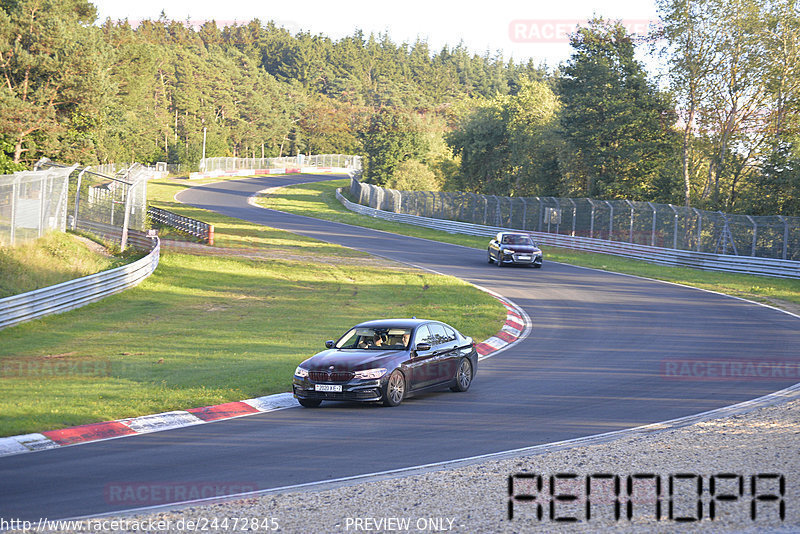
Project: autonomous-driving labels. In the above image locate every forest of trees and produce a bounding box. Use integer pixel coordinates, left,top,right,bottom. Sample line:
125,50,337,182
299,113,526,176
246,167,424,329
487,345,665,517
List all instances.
1,0,799,216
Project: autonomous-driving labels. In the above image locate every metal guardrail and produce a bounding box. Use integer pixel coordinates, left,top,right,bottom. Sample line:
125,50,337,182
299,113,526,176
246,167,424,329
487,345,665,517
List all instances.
349,177,800,262
0,236,160,331
148,206,214,245
336,189,800,279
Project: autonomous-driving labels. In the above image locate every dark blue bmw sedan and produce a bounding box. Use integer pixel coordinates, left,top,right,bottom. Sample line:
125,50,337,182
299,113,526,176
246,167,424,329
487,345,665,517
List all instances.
292,318,477,407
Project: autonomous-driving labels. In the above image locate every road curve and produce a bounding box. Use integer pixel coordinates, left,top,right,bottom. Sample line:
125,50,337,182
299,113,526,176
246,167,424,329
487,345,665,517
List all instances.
1,174,798,522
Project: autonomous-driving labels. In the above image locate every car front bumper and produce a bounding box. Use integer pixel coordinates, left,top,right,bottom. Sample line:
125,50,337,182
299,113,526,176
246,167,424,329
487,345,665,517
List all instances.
293,377,385,402
499,253,543,265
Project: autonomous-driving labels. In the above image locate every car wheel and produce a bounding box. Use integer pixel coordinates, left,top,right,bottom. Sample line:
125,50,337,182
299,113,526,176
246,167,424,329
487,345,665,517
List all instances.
487,250,494,264
383,370,406,407
533,261,543,269
450,358,473,392
298,398,322,408
496,254,504,267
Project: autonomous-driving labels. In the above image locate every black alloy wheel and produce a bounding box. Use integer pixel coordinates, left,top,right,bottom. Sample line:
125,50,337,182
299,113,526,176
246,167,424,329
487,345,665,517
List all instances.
450,358,473,392
383,370,406,407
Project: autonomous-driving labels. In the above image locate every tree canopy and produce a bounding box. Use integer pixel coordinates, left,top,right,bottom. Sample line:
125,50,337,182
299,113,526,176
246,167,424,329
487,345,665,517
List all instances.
0,0,798,216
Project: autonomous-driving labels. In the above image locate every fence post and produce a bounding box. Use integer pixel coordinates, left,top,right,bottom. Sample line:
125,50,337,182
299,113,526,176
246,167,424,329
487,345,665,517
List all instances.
669,205,679,250
693,208,703,252
605,200,613,240
38,172,48,237
588,199,597,239
120,177,135,252
626,200,635,243
567,198,577,236
554,198,561,234
521,198,527,230
73,169,86,230
10,177,18,245
647,202,657,247
778,215,788,260
746,215,757,257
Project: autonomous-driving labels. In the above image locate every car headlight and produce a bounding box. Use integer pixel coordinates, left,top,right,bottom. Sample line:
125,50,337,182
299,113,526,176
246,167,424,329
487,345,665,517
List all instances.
354,368,387,380
503,249,515,254
294,366,309,378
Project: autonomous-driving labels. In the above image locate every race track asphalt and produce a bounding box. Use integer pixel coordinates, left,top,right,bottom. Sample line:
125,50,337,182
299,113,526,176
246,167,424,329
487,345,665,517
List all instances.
1,174,798,522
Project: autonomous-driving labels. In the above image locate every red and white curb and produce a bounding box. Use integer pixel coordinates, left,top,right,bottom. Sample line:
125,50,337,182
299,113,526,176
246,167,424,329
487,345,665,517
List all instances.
475,296,529,360
0,296,529,458
0,393,296,458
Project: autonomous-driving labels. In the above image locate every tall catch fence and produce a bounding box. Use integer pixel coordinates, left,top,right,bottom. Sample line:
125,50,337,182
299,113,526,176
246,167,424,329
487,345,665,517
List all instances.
0,165,78,246
33,159,160,251
349,178,800,262
199,154,362,173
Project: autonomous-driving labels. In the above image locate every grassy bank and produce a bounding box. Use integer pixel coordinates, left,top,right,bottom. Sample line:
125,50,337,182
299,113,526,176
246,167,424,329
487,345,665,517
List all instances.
258,179,800,312
0,175,506,437
0,232,133,299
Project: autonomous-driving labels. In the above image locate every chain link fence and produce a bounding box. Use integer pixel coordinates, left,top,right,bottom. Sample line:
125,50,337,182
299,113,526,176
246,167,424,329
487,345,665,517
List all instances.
32,160,159,250
0,165,77,246
349,178,800,262
199,154,362,173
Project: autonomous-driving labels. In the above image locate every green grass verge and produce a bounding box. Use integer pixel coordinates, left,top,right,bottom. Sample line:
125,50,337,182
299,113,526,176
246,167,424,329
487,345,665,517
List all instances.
0,175,506,437
0,231,135,299
258,179,800,312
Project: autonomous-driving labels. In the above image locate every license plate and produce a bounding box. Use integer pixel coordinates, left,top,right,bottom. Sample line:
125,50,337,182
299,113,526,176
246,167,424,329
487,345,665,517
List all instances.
315,384,342,392
517,255,531,260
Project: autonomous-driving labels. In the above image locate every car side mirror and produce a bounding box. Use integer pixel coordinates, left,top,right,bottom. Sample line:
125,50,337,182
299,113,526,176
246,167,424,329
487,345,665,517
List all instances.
325,340,335,349
415,342,432,352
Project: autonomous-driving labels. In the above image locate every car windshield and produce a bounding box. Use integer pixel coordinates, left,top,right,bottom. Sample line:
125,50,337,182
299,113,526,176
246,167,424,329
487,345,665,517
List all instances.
502,235,534,246
336,327,412,350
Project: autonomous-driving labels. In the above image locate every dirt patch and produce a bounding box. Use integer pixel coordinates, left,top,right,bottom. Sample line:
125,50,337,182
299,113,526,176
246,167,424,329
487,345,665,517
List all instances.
72,235,113,257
